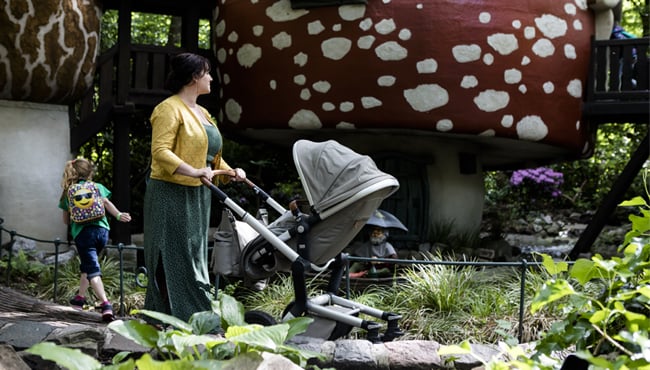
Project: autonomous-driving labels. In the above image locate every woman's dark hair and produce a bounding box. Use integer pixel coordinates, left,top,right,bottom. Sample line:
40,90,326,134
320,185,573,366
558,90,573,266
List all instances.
165,53,211,93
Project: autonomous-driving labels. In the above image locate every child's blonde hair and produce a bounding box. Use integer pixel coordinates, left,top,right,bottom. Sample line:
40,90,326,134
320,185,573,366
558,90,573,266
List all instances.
61,158,95,194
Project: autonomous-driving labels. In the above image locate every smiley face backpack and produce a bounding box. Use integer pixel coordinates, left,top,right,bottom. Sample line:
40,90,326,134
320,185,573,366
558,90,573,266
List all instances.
67,181,106,224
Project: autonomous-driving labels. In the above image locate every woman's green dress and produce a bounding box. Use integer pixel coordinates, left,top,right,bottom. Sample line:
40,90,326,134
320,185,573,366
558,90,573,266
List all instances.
143,124,222,322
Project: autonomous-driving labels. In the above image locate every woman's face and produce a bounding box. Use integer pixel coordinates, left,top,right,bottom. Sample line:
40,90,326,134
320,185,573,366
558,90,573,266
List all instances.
194,70,213,95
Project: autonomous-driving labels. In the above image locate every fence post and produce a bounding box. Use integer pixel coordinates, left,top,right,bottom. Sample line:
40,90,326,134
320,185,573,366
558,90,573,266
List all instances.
118,243,125,316
54,238,61,302
518,259,527,343
5,231,16,286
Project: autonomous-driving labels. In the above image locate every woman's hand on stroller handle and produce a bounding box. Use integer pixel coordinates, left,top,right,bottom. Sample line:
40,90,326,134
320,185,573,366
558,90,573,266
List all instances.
210,168,246,181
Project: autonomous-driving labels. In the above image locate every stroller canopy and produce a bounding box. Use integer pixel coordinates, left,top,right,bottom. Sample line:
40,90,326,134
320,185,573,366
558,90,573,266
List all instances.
293,140,399,219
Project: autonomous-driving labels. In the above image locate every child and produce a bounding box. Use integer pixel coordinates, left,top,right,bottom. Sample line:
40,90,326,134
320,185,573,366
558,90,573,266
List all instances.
58,158,131,322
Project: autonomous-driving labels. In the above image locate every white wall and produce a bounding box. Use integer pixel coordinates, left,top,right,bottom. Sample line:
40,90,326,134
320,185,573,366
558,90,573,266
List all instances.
0,99,71,252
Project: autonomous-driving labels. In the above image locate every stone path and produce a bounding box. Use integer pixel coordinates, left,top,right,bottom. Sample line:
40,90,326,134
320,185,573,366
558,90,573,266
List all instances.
0,285,497,369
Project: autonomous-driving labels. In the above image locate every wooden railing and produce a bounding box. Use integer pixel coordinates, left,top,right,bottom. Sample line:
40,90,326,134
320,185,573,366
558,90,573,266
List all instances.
70,45,217,151
584,37,650,124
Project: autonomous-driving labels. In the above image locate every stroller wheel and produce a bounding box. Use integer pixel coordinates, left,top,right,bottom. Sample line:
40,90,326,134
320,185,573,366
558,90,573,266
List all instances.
245,310,277,326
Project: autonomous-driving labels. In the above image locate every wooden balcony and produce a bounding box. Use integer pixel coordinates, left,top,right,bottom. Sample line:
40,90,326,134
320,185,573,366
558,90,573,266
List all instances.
583,37,650,125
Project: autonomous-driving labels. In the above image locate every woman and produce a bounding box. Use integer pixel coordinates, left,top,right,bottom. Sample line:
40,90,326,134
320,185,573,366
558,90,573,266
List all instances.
143,52,246,322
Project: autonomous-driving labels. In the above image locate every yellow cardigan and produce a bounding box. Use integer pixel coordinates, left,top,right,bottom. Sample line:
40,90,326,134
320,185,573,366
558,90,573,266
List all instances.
149,95,232,186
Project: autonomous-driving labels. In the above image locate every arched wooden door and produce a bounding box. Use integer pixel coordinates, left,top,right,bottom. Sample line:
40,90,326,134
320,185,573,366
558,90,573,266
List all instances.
372,154,429,250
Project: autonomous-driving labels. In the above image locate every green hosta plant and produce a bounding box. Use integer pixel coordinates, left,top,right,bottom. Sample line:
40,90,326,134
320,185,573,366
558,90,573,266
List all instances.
27,293,323,369
440,195,650,369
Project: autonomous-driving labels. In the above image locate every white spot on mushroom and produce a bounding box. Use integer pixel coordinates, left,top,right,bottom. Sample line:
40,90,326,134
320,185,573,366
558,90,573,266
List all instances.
521,56,531,65
375,19,397,34
375,41,408,61
272,32,292,50
362,96,382,108
357,35,375,49
359,18,373,31
228,31,239,43
474,90,510,112
253,25,264,36
479,12,491,24
308,21,325,35
322,37,352,60
236,44,262,68
225,99,242,124
516,115,548,141
417,58,438,74
501,115,514,128
222,74,230,85
339,5,365,21
574,0,588,10
403,84,449,112
269,80,277,90
504,68,522,84
573,20,583,31
322,102,335,111
289,109,322,129
294,52,308,67
461,75,478,89
332,24,342,32
543,82,555,93
399,29,412,41
312,81,331,93
567,79,582,98
266,1,308,22
216,19,226,38
535,14,567,39
378,75,396,87
565,3,577,15
217,48,227,64
294,74,306,85
518,84,527,93
483,53,494,65
436,119,453,132
532,39,555,58
340,101,354,112
564,44,577,59
300,88,311,100
452,44,482,63
524,26,536,39
512,20,521,29
337,121,356,129
487,33,518,55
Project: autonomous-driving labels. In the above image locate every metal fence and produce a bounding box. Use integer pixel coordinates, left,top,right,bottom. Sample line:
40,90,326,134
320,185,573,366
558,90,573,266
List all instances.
1,217,556,343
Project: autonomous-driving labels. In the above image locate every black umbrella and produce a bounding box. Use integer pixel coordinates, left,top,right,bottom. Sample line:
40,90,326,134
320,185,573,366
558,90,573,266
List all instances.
366,209,408,232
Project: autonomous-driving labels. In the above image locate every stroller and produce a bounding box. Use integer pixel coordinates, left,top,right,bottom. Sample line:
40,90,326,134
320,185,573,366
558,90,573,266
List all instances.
205,139,404,342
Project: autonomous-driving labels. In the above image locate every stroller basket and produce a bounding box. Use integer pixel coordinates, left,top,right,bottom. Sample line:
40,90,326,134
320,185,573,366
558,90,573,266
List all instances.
204,139,404,342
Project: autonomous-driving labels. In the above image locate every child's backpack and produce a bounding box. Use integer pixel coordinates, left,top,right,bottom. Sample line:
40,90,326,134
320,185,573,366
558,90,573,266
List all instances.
67,181,106,224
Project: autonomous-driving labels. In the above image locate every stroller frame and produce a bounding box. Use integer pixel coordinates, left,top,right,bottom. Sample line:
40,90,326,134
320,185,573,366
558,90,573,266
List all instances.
204,179,404,342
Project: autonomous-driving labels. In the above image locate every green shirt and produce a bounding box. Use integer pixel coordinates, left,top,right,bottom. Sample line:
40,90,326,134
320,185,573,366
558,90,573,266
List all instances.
58,181,111,239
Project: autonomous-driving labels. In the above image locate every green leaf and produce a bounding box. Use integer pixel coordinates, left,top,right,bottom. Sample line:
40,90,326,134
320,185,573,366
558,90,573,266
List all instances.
569,259,597,285
540,253,568,275
629,214,650,234
108,319,161,348
531,279,575,313
131,309,193,332
190,311,221,335
620,196,648,207
215,294,246,328
26,342,102,370
228,323,291,351
285,317,312,340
